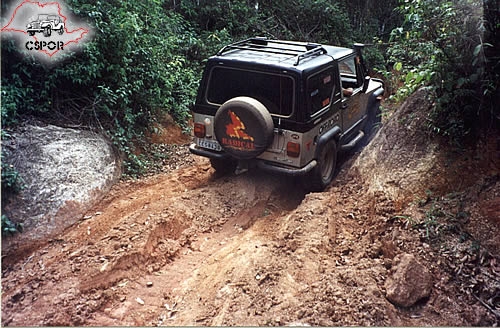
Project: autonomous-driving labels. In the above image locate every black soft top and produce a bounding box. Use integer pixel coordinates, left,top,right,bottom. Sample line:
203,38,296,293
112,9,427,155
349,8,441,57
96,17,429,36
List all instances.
209,38,355,72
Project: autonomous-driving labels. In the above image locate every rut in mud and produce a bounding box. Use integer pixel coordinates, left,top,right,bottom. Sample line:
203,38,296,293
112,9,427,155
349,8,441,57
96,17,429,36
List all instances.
2,90,499,326
1,156,309,326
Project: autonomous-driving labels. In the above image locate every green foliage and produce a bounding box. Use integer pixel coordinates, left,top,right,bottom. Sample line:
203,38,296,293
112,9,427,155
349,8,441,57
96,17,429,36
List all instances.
179,0,260,37
258,0,352,44
176,0,402,43
2,0,200,176
1,153,23,193
363,44,387,72
1,158,22,191
0,0,405,178
1,131,24,236
387,0,496,141
2,214,22,236
1,132,24,194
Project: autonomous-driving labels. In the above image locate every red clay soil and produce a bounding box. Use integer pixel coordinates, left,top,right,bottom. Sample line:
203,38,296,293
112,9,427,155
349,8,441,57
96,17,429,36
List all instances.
2,93,499,326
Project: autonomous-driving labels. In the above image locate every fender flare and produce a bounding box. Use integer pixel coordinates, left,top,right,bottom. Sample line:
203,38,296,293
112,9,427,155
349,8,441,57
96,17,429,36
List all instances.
314,126,341,159
366,87,384,114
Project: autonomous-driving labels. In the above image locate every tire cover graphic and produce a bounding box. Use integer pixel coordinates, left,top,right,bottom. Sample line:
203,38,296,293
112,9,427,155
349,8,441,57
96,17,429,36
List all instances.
214,97,274,159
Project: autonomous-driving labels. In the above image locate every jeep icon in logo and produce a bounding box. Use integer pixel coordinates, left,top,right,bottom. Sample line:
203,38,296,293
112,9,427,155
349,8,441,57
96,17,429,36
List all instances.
27,14,65,37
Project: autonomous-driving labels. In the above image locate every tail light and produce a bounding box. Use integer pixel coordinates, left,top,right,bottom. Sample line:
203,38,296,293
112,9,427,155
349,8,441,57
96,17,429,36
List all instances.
194,123,206,138
286,142,300,158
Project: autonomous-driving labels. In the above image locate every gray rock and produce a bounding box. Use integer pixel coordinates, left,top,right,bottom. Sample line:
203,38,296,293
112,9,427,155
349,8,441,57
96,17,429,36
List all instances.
2,123,121,242
384,253,433,307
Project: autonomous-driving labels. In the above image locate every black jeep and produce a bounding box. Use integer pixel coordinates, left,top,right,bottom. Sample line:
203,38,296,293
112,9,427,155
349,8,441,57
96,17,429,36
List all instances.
189,37,384,191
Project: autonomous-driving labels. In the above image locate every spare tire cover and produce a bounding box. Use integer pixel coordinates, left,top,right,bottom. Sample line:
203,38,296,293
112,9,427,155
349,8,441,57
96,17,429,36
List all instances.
214,96,274,160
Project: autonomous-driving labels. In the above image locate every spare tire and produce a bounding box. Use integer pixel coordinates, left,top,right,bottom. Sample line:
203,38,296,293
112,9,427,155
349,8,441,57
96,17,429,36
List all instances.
214,96,274,160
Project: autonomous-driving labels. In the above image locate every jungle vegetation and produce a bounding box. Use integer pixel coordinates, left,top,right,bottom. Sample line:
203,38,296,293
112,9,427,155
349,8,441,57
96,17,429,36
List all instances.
1,0,497,184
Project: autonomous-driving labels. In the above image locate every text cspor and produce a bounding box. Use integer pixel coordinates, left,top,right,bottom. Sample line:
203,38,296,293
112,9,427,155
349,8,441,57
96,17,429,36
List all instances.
25,40,64,51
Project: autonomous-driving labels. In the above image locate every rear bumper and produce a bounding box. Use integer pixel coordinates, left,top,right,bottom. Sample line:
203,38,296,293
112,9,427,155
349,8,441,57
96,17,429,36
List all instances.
256,159,317,176
189,143,316,176
189,143,230,159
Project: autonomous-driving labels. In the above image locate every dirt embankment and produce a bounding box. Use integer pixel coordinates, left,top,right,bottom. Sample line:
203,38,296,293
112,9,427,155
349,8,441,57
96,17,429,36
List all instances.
2,89,499,326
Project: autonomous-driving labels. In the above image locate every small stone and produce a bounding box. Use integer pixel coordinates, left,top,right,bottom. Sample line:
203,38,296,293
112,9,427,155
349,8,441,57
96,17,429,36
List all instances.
99,262,109,272
146,281,153,287
136,297,145,305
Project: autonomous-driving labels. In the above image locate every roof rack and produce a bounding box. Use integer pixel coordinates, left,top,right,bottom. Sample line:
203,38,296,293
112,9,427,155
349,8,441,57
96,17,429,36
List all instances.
217,37,327,66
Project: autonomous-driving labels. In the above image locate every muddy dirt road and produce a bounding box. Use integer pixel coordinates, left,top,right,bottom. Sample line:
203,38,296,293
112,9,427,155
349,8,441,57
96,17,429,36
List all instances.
2,153,498,326
2,91,499,326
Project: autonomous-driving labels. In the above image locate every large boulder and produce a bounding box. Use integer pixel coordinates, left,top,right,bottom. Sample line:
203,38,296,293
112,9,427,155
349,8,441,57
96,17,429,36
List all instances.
2,123,121,249
354,87,443,200
384,253,433,307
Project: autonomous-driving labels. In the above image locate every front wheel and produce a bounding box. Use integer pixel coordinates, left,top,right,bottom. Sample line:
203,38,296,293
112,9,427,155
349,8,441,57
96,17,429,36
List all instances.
305,139,337,192
363,101,382,143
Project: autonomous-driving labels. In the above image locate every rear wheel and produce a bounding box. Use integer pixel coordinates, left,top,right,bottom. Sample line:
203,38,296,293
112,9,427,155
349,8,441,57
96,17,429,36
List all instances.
43,26,51,37
306,139,337,192
210,158,237,175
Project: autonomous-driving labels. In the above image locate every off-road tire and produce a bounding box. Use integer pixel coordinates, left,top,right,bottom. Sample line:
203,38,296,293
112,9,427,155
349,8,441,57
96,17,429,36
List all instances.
58,28,64,35
210,158,237,175
362,101,382,143
306,139,337,192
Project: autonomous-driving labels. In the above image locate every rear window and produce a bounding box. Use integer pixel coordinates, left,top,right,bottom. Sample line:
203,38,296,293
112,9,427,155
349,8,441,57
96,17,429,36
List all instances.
206,67,294,117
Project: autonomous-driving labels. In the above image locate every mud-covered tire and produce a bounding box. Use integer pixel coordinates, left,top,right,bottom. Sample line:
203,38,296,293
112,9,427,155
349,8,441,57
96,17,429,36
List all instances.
214,97,274,160
363,100,382,141
210,158,237,175
306,139,337,192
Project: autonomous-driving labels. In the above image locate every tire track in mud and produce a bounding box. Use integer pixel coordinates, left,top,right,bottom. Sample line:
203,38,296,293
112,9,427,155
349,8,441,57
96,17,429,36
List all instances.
78,165,306,326
5,91,499,326
1,156,307,326
79,168,306,293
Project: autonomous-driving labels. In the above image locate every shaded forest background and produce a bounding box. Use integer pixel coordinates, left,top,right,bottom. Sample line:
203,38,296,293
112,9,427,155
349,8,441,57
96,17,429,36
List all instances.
1,0,498,207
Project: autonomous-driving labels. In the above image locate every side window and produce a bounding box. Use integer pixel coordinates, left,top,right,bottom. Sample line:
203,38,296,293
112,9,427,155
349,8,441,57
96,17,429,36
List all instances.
339,56,361,90
307,67,337,115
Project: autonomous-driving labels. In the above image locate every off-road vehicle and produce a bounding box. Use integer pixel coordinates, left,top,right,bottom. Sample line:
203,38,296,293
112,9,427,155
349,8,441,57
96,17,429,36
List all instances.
189,37,384,191
27,14,65,37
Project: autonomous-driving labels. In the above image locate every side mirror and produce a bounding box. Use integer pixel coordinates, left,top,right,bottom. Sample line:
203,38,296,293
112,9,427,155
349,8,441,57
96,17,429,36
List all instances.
362,76,370,93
